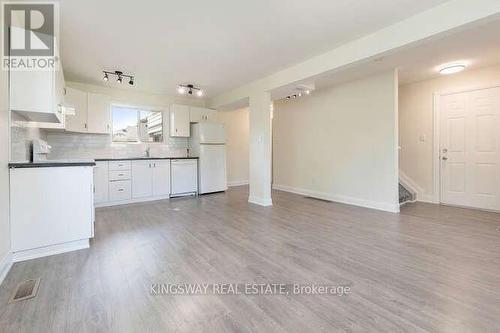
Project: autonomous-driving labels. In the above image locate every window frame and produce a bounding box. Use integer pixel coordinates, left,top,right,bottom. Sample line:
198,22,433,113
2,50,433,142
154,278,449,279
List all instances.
110,103,165,144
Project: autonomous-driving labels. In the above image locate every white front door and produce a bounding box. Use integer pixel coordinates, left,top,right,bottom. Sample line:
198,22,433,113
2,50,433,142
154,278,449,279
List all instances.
440,87,500,210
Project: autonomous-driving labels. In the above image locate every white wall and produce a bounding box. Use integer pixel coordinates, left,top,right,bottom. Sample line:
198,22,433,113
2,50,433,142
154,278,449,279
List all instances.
399,64,500,201
0,40,12,282
273,70,399,212
217,108,249,186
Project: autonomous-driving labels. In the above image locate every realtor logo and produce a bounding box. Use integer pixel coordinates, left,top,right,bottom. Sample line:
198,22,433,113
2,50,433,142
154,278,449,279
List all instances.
2,2,58,70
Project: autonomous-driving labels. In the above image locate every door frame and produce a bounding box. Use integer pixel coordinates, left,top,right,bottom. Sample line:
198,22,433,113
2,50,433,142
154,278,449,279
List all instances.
432,84,500,205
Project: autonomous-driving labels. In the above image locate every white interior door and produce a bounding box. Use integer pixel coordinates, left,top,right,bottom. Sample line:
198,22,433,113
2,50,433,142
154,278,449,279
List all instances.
440,87,500,210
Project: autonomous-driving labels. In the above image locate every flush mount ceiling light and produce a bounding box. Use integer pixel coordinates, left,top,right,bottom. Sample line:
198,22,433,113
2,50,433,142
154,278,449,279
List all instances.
103,70,135,85
439,64,466,75
178,84,203,97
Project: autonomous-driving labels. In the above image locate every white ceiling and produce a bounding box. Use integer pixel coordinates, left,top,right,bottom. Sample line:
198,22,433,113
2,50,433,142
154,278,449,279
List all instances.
268,17,500,100
59,0,450,97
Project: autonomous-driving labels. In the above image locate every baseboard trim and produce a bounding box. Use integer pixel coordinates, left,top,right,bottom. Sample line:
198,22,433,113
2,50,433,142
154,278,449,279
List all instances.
248,196,273,207
416,194,437,204
273,184,399,213
95,195,171,208
0,252,13,286
228,180,249,187
12,239,90,263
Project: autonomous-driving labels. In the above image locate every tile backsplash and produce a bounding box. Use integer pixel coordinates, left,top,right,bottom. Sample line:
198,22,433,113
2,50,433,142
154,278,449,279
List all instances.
46,132,189,160
10,126,47,162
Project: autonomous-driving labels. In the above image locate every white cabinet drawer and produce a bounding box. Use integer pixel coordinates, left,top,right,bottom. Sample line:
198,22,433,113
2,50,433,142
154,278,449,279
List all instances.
109,170,131,181
109,180,132,201
109,161,131,171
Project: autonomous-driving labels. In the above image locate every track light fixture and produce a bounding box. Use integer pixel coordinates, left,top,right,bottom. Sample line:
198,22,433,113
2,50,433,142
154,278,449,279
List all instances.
177,84,203,97
284,87,313,101
103,70,135,85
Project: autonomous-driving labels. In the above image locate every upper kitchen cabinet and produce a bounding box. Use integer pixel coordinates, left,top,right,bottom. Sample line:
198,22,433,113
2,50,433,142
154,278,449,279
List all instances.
9,29,65,123
170,104,190,137
190,107,217,123
65,87,88,133
65,88,111,134
87,93,111,134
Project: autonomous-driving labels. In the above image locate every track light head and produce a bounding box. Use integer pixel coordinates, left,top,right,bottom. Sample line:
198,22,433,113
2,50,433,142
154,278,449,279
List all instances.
129,78,134,85
177,84,204,97
103,73,109,82
117,76,123,83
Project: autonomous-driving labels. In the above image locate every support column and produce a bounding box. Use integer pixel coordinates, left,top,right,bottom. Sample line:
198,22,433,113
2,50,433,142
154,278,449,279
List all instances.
248,91,273,206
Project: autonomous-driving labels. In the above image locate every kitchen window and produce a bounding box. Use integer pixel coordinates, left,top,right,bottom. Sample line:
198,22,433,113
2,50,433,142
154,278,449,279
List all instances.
112,105,163,143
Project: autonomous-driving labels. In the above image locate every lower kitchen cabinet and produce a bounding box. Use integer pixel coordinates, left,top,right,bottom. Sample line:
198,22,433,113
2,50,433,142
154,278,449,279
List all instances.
94,161,109,203
109,180,132,201
10,166,94,261
132,160,172,198
132,160,153,198
152,160,171,196
95,159,177,207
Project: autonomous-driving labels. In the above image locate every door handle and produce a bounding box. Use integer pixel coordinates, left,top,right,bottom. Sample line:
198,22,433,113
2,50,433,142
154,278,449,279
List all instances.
442,156,448,161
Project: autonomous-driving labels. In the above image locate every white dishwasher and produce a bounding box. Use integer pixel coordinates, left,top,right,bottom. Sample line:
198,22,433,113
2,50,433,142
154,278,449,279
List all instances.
170,159,198,197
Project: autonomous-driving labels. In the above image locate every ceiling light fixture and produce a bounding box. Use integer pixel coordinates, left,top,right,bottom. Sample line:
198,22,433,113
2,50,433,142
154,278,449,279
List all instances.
178,84,203,97
285,87,313,101
439,64,466,75
102,70,135,85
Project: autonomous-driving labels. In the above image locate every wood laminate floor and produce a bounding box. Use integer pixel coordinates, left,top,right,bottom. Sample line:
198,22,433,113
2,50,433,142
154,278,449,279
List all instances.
0,186,499,332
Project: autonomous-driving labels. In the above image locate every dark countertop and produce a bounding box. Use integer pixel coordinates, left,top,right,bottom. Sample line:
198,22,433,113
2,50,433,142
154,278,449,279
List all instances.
9,161,96,169
95,157,199,161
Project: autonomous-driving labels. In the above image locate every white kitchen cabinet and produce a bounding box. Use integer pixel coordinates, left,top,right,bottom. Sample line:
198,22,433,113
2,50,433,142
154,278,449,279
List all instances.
65,89,111,134
152,160,171,196
87,93,111,134
109,160,132,171
170,104,190,137
10,166,94,260
95,159,174,207
190,107,217,123
65,87,88,133
132,160,153,198
132,160,171,198
171,159,198,196
9,28,64,124
94,162,109,204
109,180,132,201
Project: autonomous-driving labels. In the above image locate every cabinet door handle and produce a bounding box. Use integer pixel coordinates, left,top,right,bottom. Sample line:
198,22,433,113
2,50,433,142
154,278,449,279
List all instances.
118,173,124,176
154,163,156,168
84,123,87,129
118,189,124,192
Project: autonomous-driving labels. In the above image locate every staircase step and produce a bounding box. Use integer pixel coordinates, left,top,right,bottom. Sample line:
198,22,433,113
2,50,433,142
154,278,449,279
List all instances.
399,184,413,204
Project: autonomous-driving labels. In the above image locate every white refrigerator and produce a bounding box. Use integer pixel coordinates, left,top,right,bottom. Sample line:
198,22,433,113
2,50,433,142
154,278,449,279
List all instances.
189,123,227,194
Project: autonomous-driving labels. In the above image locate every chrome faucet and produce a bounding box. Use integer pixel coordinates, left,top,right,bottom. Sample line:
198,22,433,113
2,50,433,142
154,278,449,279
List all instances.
145,146,151,158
